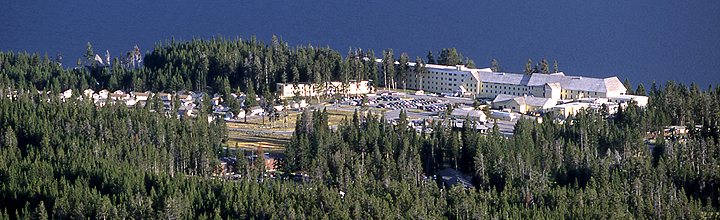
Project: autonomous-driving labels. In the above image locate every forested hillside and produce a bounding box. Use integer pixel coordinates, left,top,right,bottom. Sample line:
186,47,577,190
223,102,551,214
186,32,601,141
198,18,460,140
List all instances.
0,36,479,99
0,86,717,219
1,36,720,219
0,36,380,97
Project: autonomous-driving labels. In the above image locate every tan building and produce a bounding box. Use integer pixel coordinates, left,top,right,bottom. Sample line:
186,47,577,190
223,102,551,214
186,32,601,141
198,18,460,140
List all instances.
276,80,371,99
552,102,591,119
492,94,556,114
551,101,620,119
451,107,487,121
608,95,648,107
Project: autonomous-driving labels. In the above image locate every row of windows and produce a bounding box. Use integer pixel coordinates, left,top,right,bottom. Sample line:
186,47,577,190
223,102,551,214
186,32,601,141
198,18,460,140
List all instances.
422,76,459,81
482,90,528,96
412,74,606,97
410,81,457,87
422,86,455,91
429,71,462,77
560,90,598,96
424,82,458,87
482,84,528,91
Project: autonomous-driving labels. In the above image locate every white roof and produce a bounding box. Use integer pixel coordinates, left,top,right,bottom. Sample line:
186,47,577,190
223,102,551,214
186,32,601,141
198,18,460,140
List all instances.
451,108,486,118
403,60,627,94
521,96,554,107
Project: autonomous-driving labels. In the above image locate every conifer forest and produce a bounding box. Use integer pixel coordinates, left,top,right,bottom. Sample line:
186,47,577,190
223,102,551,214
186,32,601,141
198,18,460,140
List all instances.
1,36,720,219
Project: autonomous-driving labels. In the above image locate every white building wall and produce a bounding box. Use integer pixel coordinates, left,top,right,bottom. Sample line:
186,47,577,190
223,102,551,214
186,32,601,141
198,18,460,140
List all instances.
406,67,472,94
277,81,371,99
478,83,532,98
388,60,633,102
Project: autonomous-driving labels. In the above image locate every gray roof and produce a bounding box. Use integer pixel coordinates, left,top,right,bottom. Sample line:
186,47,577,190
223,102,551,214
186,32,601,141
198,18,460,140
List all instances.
437,168,474,189
476,72,531,85
603,77,627,93
492,94,517,104
494,94,553,107
521,96,554,107
451,108,485,118
476,71,626,93
512,96,526,106
525,74,625,93
408,61,626,94
546,82,561,90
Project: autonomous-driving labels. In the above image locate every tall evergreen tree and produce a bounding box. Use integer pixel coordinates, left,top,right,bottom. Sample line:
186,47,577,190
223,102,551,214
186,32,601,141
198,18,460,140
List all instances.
243,79,258,122
491,59,502,72
382,49,395,90
397,52,410,91
523,59,533,75
636,83,647,96
415,56,428,91
624,78,635,95
540,58,550,74
426,51,436,64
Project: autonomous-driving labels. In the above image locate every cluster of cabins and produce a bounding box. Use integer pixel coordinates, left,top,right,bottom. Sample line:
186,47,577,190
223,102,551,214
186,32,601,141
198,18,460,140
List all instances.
55,89,248,120
65,88,312,121
217,153,284,177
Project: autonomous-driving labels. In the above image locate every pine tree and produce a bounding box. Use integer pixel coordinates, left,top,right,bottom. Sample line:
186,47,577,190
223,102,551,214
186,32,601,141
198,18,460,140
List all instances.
426,51,436,64
540,58,550,74
244,79,257,122
635,83,647,96
623,78,635,95
84,42,94,62
34,201,48,220
523,59,533,75
382,49,395,90
491,59,502,72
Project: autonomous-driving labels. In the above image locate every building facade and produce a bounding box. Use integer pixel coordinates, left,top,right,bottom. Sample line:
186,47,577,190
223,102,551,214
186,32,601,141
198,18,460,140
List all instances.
276,80,371,99
379,59,628,100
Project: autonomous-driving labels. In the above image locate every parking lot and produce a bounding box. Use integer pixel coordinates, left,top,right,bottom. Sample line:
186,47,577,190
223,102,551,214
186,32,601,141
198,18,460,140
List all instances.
317,91,520,136
373,97,449,111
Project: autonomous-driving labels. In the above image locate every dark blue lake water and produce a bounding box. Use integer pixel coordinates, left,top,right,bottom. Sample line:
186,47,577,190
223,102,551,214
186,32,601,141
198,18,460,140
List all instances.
2,0,719,89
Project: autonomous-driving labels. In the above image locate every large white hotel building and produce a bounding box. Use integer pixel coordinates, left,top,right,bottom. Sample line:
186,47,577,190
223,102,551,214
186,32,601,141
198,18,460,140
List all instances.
379,59,628,100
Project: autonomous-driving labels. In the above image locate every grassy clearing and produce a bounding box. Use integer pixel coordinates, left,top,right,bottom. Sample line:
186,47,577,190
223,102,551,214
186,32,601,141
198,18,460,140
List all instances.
226,109,383,153
226,131,289,154
227,115,298,132
227,109,362,131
